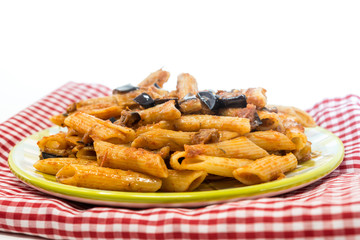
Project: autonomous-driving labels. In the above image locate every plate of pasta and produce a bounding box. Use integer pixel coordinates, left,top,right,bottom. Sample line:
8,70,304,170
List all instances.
8,70,344,208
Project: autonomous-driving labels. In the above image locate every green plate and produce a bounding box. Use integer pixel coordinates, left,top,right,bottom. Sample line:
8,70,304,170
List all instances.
8,126,344,208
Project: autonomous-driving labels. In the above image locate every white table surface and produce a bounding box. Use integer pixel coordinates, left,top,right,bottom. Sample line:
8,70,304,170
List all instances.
1,1,359,239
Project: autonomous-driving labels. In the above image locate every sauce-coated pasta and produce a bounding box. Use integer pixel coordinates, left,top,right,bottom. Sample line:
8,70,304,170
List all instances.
34,69,316,192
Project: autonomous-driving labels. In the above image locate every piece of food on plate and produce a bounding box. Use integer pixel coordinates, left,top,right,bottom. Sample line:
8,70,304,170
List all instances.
36,69,316,192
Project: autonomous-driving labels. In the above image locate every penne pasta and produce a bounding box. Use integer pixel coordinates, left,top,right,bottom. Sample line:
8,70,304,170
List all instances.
49,114,67,127
281,116,307,150
79,105,124,120
138,100,181,124
94,140,168,178
274,105,317,127
246,130,296,151
256,110,284,132
239,88,267,109
65,135,83,146
37,69,316,193
293,141,312,162
154,146,171,160
117,101,181,127
138,69,170,88
232,153,297,185
56,164,162,192
176,73,199,99
131,129,194,151
173,153,253,178
178,97,203,114
34,158,97,175
135,121,175,137
160,169,207,192
76,95,118,109
218,131,241,142
38,132,68,151
76,146,97,160
174,115,251,135
112,91,139,107
169,151,186,170
176,73,202,113
64,112,136,144
37,132,72,157
185,137,269,159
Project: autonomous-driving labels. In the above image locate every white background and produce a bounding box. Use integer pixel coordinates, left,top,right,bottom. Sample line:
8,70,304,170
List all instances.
1,1,360,124
0,0,359,239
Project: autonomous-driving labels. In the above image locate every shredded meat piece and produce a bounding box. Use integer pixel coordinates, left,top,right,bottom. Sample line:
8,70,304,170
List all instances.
191,129,220,144
81,126,95,145
117,110,141,127
218,104,261,130
185,146,205,158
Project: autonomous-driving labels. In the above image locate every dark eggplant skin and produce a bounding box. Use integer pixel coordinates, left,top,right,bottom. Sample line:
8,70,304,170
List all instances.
218,94,247,108
132,90,247,111
182,93,197,101
112,84,139,94
109,117,117,123
262,106,278,113
197,91,248,111
41,152,63,159
252,112,263,129
197,91,220,111
133,93,155,108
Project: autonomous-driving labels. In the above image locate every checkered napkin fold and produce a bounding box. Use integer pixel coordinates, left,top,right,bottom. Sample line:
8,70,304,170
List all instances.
0,82,359,240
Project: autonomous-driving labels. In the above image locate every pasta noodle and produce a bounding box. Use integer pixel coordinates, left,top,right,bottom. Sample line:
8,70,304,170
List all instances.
131,129,194,151
174,115,251,135
56,164,162,192
34,69,316,193
160,169,207,192
171,153,253,178
64,112,135,144
94,140,168,178
184,137,269,159
34,158,97,175
245,130,296,151
75,146,97,160
136,100,181,124
176,73,203,113
232,153,297,185
274,105,317,127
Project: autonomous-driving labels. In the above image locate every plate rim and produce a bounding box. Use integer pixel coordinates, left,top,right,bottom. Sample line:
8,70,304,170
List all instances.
8,126,344,206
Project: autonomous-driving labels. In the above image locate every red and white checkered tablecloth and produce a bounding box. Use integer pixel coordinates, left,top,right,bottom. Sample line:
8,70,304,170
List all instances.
0,82,359,240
